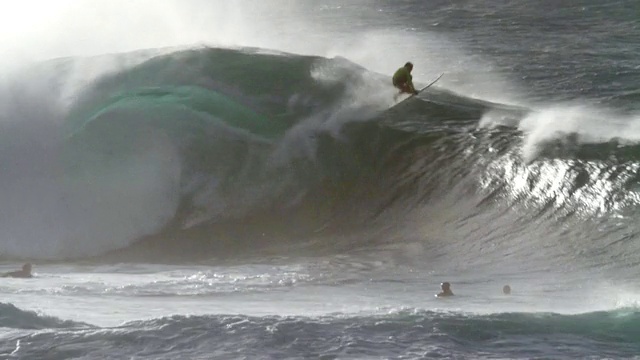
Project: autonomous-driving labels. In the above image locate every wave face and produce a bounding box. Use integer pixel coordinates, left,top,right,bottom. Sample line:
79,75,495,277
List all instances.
2,308,639,359
1,46,640,279
0,47,382,259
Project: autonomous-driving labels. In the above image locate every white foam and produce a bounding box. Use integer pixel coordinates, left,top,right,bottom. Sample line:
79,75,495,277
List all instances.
517,104,640,162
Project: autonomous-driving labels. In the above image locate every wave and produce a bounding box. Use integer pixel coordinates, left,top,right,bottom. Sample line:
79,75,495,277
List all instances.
2,309,639,359
2,46,640,266
0,47,380,259
0,303,89,330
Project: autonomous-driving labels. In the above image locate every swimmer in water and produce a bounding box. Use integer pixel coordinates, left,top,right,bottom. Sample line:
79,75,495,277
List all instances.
436,282,454,297
1,263,33,278
503,285,511,295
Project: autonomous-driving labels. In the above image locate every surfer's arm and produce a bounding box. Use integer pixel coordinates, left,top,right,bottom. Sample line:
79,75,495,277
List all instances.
407,74,417,94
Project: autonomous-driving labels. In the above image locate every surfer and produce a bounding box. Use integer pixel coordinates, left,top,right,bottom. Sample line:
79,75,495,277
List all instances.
436,282,454,297
503,285,511,295
1,263,33,278
392,62,418,95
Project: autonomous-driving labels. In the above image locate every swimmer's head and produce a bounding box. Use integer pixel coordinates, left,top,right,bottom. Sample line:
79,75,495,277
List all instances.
503,285,511,295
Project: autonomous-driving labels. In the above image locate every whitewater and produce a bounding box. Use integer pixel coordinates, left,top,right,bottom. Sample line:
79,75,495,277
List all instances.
1,1,639,359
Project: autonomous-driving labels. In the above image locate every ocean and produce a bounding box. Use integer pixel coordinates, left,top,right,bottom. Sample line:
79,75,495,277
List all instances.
1,1,639,359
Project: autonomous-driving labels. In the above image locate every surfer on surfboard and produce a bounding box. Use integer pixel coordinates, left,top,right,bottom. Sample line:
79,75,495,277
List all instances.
392,62,418,96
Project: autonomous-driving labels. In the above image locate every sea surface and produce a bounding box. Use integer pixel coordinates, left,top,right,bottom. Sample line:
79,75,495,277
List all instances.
1,1,639,359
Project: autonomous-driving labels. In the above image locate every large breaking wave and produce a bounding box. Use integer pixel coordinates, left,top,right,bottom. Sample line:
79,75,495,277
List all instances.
1,46,640,269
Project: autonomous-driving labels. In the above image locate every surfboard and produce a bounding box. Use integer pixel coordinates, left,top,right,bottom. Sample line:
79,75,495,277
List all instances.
390,72,444,109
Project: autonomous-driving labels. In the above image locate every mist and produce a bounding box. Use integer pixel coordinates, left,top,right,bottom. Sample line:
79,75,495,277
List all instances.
0,0,517,103
1,1,318,64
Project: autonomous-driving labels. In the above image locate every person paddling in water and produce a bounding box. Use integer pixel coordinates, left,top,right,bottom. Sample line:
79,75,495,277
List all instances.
393,62,418,96
436,282,454,297
1,263,33,278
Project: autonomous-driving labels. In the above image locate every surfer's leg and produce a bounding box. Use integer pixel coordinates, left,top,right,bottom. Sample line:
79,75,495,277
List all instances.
393,84,403,101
